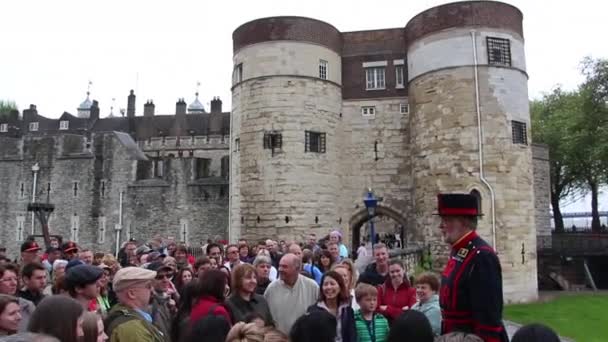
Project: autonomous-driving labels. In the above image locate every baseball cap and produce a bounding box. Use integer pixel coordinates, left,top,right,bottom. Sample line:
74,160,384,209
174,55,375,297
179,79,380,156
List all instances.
62,241,79,254
21,241,41,253
65,259,84,272
113,267,156,292
65,264,104,288
146,261,172,273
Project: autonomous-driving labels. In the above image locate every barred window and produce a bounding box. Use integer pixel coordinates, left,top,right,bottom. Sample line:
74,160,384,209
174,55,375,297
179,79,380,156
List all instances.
305,131,326,153
487,37,511,67
319,60,328,80
263,132,282,149
511,120,527,145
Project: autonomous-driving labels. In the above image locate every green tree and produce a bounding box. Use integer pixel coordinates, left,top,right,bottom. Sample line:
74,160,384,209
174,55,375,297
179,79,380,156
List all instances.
531,88,580,232
0,100,18,117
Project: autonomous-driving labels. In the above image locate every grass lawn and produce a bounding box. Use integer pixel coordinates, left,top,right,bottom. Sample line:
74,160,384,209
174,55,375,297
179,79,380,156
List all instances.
504,294,608,342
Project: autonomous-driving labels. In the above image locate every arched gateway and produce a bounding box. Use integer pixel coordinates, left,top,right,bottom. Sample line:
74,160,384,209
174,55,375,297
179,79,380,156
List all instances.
349,205,408,252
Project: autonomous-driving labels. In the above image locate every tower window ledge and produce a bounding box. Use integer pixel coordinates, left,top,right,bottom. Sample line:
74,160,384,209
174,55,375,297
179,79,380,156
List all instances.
129,179,170,188
188,177,229,186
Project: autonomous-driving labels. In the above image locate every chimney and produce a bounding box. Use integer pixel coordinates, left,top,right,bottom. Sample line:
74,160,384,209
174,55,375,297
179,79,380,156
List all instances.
90,100,100,121
176,98,187,116
210,97,222,113
127,90,136,117
23,104,38,122
8,109,19,121
143,100,155,117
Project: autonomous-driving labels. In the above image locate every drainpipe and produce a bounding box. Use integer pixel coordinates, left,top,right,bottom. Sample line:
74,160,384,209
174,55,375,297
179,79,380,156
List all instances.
471,30,497,250
114,190,123,258
228,100,233,243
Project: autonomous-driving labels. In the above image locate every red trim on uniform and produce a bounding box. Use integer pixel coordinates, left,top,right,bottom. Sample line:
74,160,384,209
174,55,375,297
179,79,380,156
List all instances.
450,241,480,309
438,207,479,216
452,231,477,250
442,310,472,317
444,318,474,324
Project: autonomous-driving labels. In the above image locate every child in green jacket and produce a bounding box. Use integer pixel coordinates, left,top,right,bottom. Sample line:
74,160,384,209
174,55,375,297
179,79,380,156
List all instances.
354,283,389,342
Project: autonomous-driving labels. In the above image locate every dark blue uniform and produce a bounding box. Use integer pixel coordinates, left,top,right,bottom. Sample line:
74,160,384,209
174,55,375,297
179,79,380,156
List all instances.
440,231,508,342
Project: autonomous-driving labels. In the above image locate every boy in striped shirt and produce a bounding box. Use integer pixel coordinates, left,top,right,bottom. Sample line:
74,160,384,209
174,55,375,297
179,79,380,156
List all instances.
354,283,389,342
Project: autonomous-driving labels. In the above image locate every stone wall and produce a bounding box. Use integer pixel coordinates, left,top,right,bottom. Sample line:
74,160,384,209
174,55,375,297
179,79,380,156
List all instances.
0,132,228,257
533,144,551,248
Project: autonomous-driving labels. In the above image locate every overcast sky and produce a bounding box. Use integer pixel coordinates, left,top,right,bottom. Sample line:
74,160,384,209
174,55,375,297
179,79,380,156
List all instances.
1,0,606,213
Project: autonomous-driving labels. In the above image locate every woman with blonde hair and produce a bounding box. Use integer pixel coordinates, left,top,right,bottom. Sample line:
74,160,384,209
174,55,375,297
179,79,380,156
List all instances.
226,322,265,342
332,262,359,310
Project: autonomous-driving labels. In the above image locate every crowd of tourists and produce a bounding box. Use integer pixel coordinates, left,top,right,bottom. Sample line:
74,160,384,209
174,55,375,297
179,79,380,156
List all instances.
0,193,562,342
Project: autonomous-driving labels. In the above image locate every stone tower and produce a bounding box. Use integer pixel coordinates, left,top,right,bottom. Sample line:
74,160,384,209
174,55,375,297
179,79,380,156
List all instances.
406,1,537,302
231,17,344,241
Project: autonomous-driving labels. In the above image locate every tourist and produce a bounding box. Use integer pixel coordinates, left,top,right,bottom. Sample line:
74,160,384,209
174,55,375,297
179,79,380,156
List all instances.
411,272,441,336
329,231,349,259
0,264,34,331
190,269,232,325
27,296,85,342
146,262,176,339
226,322,264,342
62,241,80,261
82,312,108,342
0,332,60,342
333,263,359,310
239,244,253,264
185,315,230,342
175,268,194,295
377,259,417,322
162,256,178,275
96,265,112,315
64,264,103,310
302,250,322,284
358,243,390,286
316,250,334,275
43,259,68,296
264,253,319,334
104,267,165,341
353,283,389,342
289,310,337,342
0,294,21,336
226,264,273,325
511,323,561,342
437,193,508,341
173,245,192,269
253,255,273,295
307,270,356,342
435,332,483,342
18,262,47,306
79,249,94,265
266,240,282,268
206,243,224,266
93,252,105,266
386,310,434,342
170,281,200,342
20,241,41,265
256,249,278,280
327,242,341,263
356,241,368,260
194,257,212,278
305,233,320,254
41,247,61,274
224,244,243,271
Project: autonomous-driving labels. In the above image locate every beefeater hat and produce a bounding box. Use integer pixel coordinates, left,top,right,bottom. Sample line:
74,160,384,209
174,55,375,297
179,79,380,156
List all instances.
436,193,482,216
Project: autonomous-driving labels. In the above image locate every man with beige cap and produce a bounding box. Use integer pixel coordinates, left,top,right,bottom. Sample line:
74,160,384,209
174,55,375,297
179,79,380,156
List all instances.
104,267,165,342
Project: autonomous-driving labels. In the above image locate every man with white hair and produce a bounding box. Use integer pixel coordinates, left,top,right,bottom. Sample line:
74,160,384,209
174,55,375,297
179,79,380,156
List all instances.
104,267,165,342
264,253,318,334
329,230,349,258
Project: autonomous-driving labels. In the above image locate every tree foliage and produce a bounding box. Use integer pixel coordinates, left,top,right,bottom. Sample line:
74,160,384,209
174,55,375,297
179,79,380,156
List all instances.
0,100,18,117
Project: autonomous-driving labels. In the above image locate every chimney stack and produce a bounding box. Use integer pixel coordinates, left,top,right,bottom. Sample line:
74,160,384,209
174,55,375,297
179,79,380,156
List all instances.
210,97,222,113
23,104,38,122
90,100,100,121
176,98,187,116
127,90,136,117
143,100,155,117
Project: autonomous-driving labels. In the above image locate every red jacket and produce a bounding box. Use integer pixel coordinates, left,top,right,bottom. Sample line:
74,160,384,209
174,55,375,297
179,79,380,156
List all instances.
190,296,232,326
377,278,417,321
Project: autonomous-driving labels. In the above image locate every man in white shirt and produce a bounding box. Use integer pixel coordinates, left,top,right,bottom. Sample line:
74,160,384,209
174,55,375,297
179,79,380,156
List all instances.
264,253,318,334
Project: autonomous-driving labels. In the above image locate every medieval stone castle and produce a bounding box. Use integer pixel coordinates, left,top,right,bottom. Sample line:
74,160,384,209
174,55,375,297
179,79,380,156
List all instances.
0,1,551,302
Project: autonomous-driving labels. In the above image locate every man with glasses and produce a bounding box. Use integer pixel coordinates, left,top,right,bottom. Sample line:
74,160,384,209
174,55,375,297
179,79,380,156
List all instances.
223,244,242,271
146,262,177,340
105,267,165,342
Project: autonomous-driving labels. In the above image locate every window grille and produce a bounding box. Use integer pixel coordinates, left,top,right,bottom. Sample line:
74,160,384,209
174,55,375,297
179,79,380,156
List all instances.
305,131,326,153
511,120,527,145
487,37,511,66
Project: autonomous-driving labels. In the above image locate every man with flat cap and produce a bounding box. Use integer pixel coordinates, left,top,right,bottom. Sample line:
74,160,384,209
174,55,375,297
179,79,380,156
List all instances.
104,267,165,342
437,193,508,342
65,264,103,310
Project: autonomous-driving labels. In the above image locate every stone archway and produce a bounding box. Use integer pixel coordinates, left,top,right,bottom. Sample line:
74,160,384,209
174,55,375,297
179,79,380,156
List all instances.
349,205,408,252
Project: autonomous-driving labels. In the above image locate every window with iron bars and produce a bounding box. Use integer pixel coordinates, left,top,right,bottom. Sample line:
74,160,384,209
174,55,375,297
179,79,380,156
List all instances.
511,120,527,145
486,37,511,67
263,132,282,149
305,131,326,153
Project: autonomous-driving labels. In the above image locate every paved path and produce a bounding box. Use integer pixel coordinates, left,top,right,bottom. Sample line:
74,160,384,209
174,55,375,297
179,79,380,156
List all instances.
504,320,575,342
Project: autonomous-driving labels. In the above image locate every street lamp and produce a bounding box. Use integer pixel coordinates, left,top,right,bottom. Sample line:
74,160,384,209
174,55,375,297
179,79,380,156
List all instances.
363,189,378,244
30,163,40,234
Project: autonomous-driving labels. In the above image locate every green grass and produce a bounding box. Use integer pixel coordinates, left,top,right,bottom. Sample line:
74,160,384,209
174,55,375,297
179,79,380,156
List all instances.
504,294,608,342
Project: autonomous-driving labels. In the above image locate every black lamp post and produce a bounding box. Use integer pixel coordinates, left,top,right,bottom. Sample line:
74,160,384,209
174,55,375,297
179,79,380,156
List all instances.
363,189,378,244
26,202,54,249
